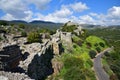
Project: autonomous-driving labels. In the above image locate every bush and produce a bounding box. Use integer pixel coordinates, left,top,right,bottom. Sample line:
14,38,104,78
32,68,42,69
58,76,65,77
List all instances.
27,31,41,43
21,31,27,37
89,50,97,59
96,47,101,53
72,35,83,46
0,21,8,26
19,24,25,29
62,56,85,80
86,42,92,48
64,67,85,80
94,43,98,47
61,25,77,32
99,42,105,48
64,56,84,69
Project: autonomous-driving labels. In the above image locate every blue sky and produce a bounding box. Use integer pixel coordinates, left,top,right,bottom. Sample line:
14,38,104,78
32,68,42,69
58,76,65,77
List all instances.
0,0,120,25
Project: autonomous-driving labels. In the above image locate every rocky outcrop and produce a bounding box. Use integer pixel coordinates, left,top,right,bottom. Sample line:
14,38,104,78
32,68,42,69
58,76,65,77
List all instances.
51,57,63,76
19,43,42,71
65,21,79,26
0,45,22,70
74,26,82,36
27,43,54,80
0,71,32,80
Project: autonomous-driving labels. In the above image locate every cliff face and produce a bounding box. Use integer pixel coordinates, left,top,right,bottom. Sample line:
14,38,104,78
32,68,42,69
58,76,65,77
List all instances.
28,45,54,80
0,45,22,70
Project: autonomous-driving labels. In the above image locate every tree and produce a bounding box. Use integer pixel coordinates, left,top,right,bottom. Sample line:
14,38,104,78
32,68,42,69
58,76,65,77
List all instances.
27,31,42,43
0,21,8,26
96,47,101,53
89,50,97,59
99,42,105,48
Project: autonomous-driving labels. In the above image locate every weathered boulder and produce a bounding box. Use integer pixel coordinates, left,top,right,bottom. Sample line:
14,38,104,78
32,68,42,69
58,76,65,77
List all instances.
51,57,63,75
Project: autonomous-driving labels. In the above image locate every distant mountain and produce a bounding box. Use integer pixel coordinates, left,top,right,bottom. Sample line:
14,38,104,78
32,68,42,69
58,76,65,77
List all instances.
10,20,28,24
30,20,56,24
29,20,63,29
80,24,107,29
0,20,63,30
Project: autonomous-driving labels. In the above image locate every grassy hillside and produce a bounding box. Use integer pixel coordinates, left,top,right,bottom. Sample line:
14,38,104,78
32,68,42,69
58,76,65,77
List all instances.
53,35,108,80
86,27,120,79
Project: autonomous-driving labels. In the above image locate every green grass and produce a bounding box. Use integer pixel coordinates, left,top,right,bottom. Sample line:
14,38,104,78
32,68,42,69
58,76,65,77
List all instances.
53,35,109,80
102,58,114,76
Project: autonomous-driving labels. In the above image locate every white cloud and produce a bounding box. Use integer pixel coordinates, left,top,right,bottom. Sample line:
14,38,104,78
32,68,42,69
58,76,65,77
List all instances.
70,2,89,12
32,6,72,23
1,10,33,22
27,0,51,10
0,0,51,21
0,0,27,19
80,15,93,22
107,6,120,19
82,6,120,25
1,14,15,20
52,6,73,18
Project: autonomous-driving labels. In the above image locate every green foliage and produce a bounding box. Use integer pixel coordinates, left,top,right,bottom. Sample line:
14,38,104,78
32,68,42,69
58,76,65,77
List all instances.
64,67,86,80
87,27,120,79
0,21,8,26
21,31,27,37
38,28,56,35
95,47,101,53
89,50,97,59
19,24,25,29
85,36,107,52
64,56,84,69
86,36,105,46
55,42,96,80
38,28,50,33
27,31,41,43
86,42,92,48
61,25,77,32
0,36,3,41
99,42,105,48
72,35,83,46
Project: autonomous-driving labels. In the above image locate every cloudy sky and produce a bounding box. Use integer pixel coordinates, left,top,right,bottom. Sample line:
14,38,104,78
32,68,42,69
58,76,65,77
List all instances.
0,0,120,25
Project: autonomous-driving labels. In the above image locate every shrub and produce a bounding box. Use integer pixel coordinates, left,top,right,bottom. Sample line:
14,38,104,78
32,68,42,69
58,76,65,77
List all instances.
72,35,83,46
99,42,105,48
89,50,97,59
64,56,84,69
94,43,98,47
19,24,25,29
96,47,101,53
64,67,85,80
0,21,8,26
21,31,27,37
86,42,92,48
27,31,41,43
62,56,85,80
61,25,77,32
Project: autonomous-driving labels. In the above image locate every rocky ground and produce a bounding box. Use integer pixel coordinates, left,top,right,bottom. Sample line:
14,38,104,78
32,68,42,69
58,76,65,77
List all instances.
0,71,32,80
